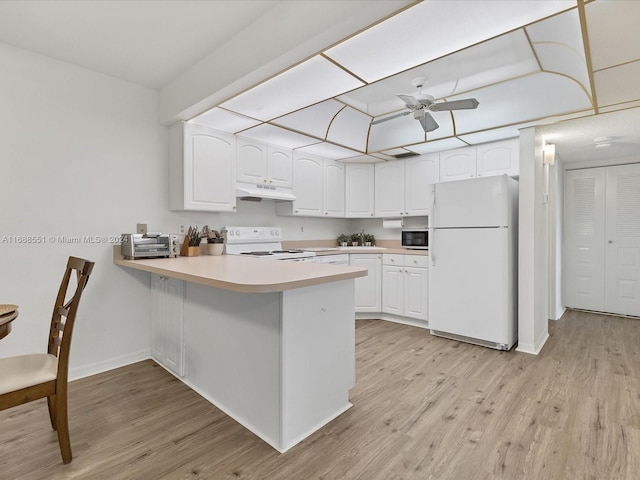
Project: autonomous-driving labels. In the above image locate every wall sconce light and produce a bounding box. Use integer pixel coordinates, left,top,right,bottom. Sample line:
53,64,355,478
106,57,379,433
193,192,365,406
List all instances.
543,143,556,165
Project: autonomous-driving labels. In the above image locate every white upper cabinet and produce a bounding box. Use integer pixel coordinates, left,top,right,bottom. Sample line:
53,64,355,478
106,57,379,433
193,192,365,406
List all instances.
375,155,438,217
476,138,519,178
375,161,405,217
405,154,439,216
323,159,345,217
440,139,519,182
345,164,375,218
169,122,236,212
277,151,323,216
267,145,293,187
439,146,477,182
237,137,292,188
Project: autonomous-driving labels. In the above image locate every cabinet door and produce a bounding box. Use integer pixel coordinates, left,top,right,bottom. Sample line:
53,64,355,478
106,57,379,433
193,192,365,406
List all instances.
405,154,439,216
439,146,476,182
345,164,375,218
404,267,428,321
350,254,381,312
267,145,293,188
292,152,323,216
476,139,519,178
323,159,345,217
237,137,267,184
183,124,237,212
382,266,403,315
375,161,405,217
150,275,185,376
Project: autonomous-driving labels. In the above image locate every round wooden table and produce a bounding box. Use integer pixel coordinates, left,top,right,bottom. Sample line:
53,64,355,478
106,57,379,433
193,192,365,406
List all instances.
0,305,18,340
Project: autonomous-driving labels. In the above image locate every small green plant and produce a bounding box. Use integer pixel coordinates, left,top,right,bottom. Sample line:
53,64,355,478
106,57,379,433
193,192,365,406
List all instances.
337,233,350,245
349,233,362,246
363,233,375,245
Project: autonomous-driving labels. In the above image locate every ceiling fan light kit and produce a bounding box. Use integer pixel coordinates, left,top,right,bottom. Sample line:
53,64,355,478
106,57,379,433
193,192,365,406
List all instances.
371,77,479,133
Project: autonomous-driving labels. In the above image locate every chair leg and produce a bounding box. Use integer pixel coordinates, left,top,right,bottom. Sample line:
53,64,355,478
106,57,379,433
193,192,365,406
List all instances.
55,392,72,463
47,395,57,430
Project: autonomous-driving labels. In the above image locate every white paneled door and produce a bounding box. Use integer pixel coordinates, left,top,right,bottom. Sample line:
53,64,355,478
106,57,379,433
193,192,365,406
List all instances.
564,164,640,316
604,164,640,316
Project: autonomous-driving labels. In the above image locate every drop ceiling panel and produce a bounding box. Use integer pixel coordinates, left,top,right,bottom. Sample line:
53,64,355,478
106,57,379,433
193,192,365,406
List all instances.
531,44,591,95
323,0,576,83
452,72,592,134
585,0,640,70
327,107,371,152
336,30,539,117
271,99,344,139
367,114,426,152
526,9,590,92
296,142,361,160
238,124,318,149
189,107,262,133
338,154,386,164
594,61,640,108
457,126,521,145
405,137,468,154
220,56,364,121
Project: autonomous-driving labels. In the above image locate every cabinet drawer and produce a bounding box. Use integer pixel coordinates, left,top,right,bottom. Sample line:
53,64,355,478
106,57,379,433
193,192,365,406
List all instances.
404,255,429,268
382,254,404,266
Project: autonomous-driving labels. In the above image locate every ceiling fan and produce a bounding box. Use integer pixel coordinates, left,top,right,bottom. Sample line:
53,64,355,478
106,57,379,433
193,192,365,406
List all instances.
371,77,479,132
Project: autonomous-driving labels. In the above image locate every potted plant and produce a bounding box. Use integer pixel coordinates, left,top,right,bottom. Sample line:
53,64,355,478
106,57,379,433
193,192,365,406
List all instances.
337,233,350,247
349,233,361,247
363,233,375,247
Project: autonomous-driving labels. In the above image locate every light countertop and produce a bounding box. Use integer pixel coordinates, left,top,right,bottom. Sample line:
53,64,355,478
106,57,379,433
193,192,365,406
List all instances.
113,247,367,293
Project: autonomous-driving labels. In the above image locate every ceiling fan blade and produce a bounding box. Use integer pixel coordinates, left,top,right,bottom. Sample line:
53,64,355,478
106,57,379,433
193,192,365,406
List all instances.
416,111,439,132
397,94,421,109
430,98,479,111
370,110,411,125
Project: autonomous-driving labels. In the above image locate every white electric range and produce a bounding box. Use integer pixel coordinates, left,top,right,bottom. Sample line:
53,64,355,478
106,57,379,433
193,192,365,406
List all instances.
223,226,316,261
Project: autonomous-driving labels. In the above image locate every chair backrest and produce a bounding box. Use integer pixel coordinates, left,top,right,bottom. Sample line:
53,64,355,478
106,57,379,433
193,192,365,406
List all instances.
47,257,95,384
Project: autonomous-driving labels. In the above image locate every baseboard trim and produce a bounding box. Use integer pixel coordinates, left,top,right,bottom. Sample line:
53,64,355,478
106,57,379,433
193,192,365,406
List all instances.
69,349,151,381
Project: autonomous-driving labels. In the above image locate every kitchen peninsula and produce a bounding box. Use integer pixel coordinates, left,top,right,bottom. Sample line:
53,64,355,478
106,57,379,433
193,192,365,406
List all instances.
114,248,367,452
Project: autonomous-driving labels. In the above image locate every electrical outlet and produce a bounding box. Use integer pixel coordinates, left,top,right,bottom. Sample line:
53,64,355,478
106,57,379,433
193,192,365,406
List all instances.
300,226,304,232
179,224,186,234
137,223,148,234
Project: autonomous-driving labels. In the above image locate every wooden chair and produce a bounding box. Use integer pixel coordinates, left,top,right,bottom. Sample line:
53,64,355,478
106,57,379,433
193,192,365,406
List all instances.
0,256,95,464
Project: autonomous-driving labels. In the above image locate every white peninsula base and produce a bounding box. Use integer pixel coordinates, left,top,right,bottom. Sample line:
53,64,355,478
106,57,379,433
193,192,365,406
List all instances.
182,279,355,452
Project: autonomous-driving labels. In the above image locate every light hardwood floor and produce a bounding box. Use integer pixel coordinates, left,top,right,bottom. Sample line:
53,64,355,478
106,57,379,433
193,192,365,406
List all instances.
1,309,639,479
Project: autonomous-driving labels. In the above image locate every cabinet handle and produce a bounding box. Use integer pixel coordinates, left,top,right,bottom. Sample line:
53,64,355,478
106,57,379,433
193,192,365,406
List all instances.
264,179,268,182
269,180,273,183
370,213,374,216
295,210,299,213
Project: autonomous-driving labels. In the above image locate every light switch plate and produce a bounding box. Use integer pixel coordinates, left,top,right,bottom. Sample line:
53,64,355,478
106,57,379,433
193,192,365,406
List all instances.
137,223,148,234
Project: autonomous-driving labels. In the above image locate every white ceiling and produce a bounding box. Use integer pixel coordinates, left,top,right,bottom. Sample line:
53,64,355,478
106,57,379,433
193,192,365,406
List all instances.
1,0,639,165
0,0,279,88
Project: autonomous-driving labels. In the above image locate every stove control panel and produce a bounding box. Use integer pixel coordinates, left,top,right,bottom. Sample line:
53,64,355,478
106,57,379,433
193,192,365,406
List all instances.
223,226,282,244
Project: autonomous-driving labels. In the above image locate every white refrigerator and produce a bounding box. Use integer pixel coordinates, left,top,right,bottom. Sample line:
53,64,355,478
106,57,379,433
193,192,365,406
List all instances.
428,174,518,350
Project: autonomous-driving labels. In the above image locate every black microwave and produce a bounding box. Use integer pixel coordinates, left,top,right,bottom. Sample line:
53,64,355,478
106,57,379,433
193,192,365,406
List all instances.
401,229,428,249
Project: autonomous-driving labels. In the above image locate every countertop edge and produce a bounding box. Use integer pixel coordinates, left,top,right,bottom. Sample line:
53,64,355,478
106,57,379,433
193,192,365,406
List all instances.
113,247,367,293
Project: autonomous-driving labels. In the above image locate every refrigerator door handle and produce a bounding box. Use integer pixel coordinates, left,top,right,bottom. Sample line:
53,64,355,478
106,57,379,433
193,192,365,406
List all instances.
430,228,436,266
429,184,436,227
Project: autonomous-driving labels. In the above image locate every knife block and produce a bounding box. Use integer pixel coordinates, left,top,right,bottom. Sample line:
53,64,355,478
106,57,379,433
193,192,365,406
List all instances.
180,242,200,257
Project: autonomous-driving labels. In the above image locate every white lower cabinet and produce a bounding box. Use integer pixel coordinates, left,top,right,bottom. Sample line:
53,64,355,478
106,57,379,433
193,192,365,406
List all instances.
350,254,381,312
151,275,185,376
382,254,428,322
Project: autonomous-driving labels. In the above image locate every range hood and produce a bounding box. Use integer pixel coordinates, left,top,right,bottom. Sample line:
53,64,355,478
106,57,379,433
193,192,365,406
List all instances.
236,184,296,202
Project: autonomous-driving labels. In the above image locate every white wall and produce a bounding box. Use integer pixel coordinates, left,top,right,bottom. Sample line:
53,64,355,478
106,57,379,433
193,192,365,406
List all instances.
516,128,550,354
0,43,351,378
0,43,166,376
